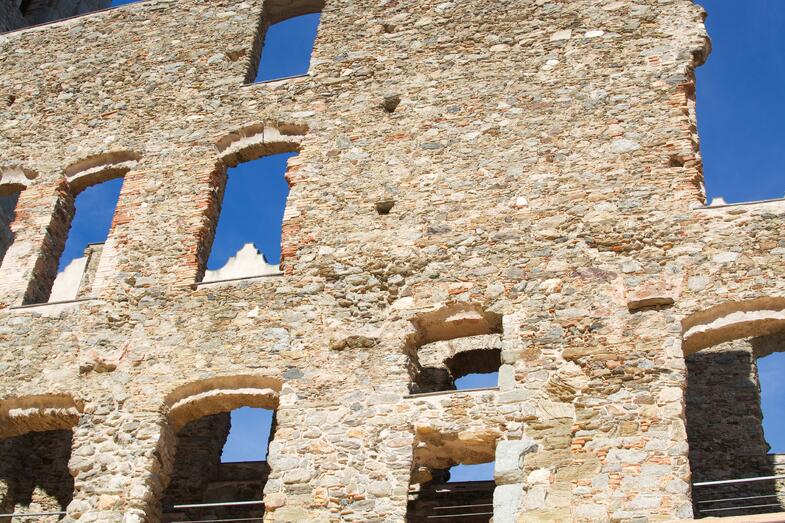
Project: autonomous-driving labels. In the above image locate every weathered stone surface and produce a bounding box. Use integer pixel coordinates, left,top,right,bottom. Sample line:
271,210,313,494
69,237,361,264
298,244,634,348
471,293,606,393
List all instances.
0,0,782,522
494,438,538,485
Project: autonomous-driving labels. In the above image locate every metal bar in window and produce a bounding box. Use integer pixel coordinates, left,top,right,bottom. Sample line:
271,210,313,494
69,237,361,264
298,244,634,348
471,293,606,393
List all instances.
170,519,264,523
0,512,67,518
693,475,785,486
426,512,494,519
434,503,494,510
172,500,264,509
698,494,780,504
700,503,783,513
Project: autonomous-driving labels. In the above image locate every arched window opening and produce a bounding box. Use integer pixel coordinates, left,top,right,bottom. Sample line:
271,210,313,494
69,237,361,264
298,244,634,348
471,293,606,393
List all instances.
248,4,323,84
0,192,19,268
0,430,74,520
162,377,281,523
447,349,501,391
685,330,785,518
201,153,294,284
27,176,123,305
162,407,276,523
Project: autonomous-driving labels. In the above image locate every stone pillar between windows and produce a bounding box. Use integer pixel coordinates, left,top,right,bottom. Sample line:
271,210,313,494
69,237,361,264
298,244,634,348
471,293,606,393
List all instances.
66,406,175,523
0,180,73,307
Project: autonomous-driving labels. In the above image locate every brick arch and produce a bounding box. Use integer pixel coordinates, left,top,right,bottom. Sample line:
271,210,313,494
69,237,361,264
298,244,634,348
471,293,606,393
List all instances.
0,393,83,439
165,375,282,433
681,297,785,355
215,122,306,168
63,150,141,193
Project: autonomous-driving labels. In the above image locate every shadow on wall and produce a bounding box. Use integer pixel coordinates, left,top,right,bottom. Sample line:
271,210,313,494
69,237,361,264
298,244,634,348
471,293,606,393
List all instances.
0,193,19,268
0,430,74,519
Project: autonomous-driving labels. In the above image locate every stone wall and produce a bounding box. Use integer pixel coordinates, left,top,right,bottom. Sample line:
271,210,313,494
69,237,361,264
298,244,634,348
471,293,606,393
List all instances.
0,0,784,522
0,0,110,32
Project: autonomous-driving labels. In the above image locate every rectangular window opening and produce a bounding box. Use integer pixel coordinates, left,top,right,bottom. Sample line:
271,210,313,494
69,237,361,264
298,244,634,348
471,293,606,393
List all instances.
686,337,785,518
408,462,496,523
249,10,322,84
26,177,123,305
201,153,294,284
1,429,75,519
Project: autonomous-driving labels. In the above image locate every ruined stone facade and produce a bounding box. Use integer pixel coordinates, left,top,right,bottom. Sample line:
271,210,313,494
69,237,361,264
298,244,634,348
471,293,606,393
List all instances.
1,0,784,522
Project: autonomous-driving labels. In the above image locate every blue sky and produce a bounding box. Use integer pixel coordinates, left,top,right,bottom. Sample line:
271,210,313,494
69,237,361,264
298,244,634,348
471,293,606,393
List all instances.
37,0,785,471
694,0,785,203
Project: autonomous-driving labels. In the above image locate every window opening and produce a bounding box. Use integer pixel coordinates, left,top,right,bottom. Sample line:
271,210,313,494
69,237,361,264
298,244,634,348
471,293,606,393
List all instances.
406,305,503,394
408,427,503,523
221,408,274,463
408,462,496,522
202,153,293,283
0,430,74,520
685,334,785,518
162,408,275,523
758,351,785,454
39,177,122,304
0,192,19,268
448,462,495,483
252,13,321,83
